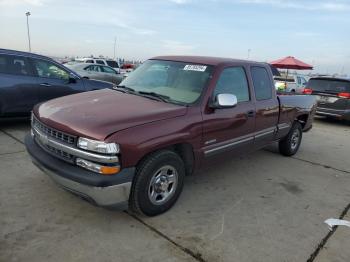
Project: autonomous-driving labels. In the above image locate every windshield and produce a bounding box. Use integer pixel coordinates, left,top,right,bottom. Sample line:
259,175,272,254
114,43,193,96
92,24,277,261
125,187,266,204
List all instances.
120,60,213,104
106,60,119,68
307,78,350,93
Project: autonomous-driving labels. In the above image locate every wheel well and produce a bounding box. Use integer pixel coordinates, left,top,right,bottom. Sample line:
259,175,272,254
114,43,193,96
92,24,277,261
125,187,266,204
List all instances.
296,114,308,128
136,143,195,176
172,143,195,176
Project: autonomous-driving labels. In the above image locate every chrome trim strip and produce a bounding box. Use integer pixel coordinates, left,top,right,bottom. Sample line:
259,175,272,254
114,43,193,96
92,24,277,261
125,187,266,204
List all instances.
204,136,254,155
317,107,348,113
254,127,276,139
33,127,119,163
254,130,275,139
278,123,291,130
316,111,341,117
204,126,287,156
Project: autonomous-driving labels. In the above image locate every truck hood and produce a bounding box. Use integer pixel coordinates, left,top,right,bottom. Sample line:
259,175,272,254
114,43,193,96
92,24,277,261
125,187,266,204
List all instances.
34,89,187,140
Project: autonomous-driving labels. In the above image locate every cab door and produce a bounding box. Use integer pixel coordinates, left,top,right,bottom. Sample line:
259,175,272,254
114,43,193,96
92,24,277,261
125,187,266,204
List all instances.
202,66,256,158
250,66,279,149
30,58,85,102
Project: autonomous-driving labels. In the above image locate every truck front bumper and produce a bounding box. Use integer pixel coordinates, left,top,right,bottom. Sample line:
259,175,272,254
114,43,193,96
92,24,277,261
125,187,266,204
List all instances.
25,134,135,209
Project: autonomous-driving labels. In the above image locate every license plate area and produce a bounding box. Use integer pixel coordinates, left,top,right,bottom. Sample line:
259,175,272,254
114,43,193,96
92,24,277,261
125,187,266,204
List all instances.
316,95,338,104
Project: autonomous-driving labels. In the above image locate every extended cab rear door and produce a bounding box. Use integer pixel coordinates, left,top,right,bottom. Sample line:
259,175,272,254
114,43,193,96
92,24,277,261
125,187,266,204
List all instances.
250,66,279,148
202,66,256,157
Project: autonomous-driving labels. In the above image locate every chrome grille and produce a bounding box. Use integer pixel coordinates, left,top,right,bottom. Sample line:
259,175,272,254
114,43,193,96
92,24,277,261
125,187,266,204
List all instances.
46,144,74,161
32,116,76,145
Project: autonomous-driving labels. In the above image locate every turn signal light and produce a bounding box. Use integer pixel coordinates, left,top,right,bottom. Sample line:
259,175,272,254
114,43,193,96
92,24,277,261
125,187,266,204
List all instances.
302,88,313,95
76,158,120,175
100,166,121,175
338,92,350,99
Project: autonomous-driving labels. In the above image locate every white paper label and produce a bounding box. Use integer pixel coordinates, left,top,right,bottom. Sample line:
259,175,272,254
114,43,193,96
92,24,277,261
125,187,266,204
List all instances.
183,65,207,72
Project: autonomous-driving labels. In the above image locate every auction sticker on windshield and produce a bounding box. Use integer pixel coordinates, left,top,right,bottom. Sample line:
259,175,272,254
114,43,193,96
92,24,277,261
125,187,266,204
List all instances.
183,65,207,72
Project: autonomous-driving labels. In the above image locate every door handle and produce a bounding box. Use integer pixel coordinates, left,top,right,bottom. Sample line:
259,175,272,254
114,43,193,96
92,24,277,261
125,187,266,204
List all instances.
246,110,255,117
40,83,51,87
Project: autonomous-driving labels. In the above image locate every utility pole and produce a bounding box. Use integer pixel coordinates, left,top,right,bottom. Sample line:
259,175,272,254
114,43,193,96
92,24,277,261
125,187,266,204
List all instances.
25,11,31,52
113,37,117,60
247,49,251,60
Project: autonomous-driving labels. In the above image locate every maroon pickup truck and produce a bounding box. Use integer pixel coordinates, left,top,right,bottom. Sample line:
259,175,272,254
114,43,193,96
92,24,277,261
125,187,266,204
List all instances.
25,56,316,216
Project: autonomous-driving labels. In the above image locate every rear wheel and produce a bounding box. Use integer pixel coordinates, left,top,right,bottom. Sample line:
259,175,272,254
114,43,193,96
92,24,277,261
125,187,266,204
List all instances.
129,150,185,216
279,122,303,156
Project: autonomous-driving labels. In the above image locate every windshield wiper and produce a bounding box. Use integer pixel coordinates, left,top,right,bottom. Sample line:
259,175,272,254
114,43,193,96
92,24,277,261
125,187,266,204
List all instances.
137,91,171,102
114,85,136,93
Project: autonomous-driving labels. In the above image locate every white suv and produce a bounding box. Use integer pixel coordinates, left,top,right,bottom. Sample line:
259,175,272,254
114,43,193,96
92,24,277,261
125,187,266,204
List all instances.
75,58,121,73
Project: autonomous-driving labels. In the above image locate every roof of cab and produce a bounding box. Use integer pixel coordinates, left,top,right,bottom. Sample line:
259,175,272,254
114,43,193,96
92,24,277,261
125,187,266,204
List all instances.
0,48,54,61
151,55,266,67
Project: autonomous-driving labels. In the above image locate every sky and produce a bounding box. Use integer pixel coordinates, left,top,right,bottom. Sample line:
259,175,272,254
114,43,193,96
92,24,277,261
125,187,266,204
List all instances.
0,0,349,75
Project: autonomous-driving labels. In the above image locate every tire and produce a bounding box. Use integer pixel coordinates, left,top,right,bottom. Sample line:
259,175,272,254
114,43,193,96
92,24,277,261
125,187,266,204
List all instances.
129,150,185,216
279,122,303,156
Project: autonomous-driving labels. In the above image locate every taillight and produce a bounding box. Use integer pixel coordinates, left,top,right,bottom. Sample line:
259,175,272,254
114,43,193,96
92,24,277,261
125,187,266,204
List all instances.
302,88,313,95
338,92,350,99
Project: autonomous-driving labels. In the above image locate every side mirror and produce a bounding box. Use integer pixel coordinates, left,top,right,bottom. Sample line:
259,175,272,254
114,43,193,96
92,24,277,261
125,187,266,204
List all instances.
210,93,238,109
67,73,79,83
67,77,77,84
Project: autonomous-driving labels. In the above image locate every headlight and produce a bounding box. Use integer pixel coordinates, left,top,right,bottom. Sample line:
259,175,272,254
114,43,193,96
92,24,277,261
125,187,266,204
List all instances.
77,137,120,154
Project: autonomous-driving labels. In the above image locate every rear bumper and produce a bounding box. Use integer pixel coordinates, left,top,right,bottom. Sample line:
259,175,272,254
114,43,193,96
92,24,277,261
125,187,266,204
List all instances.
316,107,350,120
25,134,135,209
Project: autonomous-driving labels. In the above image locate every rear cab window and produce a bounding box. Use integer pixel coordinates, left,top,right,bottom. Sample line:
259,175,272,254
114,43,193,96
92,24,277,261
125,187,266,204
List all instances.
251,66,272,100
213,67,250,103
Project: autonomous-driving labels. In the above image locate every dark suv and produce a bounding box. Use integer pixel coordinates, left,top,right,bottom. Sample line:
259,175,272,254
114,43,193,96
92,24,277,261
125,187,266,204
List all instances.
306,77,350,121
0,49,114,118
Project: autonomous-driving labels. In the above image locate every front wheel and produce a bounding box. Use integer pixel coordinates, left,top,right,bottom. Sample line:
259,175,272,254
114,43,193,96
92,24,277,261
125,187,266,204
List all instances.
279,122,303,156
129,150,185,216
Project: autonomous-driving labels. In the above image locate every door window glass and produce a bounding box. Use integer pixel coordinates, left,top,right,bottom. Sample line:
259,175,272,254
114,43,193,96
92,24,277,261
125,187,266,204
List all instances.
251,67,272,100
96,60,105,65
102,66,116,74
213,67,250,102
33,59,69,80
0,54,32,76
85,60,94,63
86,65,101,72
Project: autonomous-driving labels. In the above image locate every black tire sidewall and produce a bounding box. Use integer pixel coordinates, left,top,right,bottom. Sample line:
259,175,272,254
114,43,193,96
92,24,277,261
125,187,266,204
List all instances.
279,122,303,156
132,151,185,216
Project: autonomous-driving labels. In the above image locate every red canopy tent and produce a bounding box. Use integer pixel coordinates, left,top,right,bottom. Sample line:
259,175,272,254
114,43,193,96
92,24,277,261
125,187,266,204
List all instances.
270,56,313,70
270,56,313,85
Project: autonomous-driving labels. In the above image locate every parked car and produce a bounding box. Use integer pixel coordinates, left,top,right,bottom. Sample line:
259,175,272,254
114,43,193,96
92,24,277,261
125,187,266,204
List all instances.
25,56,316,216
0,49,114,118
305,77,350,121
66,63,123,85
274,75,308,93
75,58,121,73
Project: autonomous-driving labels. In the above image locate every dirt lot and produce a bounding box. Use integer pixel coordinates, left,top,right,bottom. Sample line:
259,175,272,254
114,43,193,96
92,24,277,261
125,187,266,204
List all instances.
1,118,349,262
